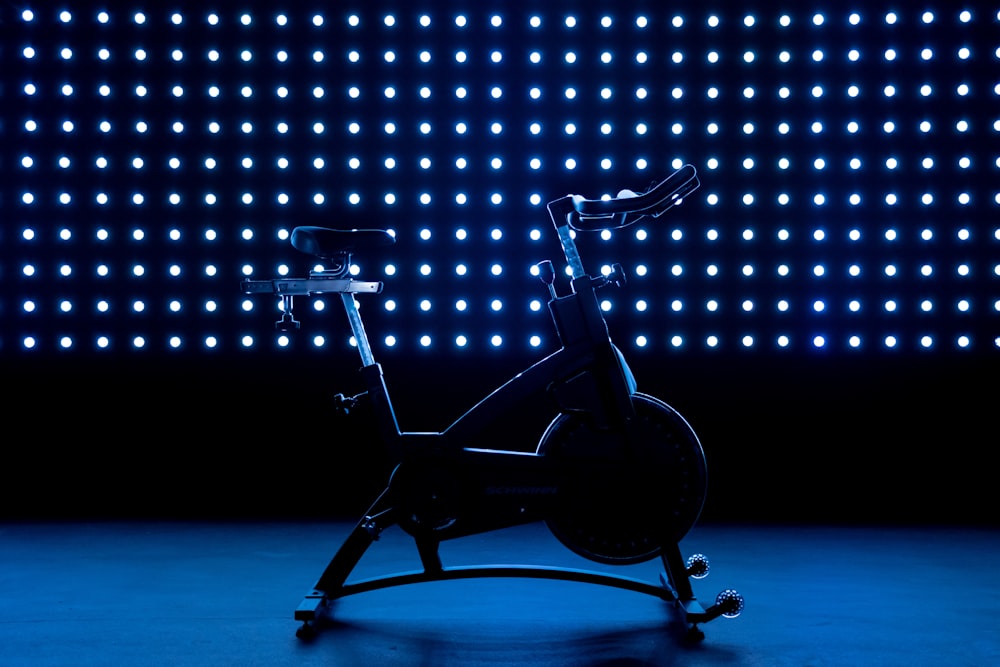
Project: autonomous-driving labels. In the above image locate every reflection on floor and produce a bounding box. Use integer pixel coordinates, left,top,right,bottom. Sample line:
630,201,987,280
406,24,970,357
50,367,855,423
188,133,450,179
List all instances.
0,520,997,666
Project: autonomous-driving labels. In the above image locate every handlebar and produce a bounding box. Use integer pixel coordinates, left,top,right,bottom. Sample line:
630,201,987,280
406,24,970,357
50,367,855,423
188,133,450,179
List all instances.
568,164,699,231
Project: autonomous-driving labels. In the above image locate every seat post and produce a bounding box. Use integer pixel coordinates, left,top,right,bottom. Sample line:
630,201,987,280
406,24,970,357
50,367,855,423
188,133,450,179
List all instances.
341,293,376,367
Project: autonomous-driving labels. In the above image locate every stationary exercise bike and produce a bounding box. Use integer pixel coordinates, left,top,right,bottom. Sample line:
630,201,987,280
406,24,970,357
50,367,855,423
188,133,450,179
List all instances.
242,165,743,642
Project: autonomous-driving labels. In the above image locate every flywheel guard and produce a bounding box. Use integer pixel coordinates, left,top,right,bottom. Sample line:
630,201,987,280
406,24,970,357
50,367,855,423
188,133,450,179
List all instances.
537,393,707,565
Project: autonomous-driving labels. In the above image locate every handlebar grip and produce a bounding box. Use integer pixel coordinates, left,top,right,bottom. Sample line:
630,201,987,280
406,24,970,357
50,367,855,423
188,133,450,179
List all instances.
569,164,699,231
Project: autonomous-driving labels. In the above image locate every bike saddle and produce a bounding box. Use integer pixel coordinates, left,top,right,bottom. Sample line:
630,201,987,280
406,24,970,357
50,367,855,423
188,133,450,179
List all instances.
291,226,396,260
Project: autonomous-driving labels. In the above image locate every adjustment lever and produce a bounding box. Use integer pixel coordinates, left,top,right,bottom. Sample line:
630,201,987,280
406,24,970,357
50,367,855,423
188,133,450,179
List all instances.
536,260,558,300
276,295,300,331
592,263,627,289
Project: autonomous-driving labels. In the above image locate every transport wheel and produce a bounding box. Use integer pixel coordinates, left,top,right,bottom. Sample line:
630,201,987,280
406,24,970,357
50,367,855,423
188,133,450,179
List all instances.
538,393,707,564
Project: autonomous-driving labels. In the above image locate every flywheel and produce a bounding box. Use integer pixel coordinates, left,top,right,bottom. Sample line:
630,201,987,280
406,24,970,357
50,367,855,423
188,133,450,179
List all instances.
537,393,707,565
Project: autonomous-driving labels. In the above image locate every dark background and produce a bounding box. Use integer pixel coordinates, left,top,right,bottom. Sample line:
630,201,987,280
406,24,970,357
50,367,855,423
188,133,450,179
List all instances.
7,351,996,525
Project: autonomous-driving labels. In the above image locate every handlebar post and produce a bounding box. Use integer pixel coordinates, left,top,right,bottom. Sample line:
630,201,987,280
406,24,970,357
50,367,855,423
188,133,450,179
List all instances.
547,195,587,279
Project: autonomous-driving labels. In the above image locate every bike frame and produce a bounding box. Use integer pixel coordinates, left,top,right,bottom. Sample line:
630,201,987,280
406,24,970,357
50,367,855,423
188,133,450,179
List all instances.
331,194,640,540
352,271,637,452
242,166,743,641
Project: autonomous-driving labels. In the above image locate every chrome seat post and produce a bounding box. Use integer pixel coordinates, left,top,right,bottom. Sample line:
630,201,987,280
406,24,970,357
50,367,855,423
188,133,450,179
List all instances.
341,292,376,367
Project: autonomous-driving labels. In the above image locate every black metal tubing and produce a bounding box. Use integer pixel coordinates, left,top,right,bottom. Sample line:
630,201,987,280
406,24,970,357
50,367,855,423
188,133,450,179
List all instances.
333,564,678,601
359,284,636,459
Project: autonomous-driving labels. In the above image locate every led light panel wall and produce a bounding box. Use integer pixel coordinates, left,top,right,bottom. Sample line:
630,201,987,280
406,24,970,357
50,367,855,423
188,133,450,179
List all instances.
2,4,998,358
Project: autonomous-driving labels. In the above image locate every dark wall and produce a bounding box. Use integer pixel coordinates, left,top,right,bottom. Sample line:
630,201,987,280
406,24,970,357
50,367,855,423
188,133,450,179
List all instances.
5,352,996,525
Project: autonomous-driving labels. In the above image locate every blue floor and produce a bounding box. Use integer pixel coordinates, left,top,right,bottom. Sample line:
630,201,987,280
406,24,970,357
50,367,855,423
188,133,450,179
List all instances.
0,520,997,666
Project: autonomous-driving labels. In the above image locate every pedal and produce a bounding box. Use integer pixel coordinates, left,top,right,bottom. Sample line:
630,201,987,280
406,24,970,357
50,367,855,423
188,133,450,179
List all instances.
710,589,745,619
686,553,710,579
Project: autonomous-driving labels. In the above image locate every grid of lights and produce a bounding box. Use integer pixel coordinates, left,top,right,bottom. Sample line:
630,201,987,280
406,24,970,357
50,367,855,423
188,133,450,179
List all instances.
2,5,998,355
